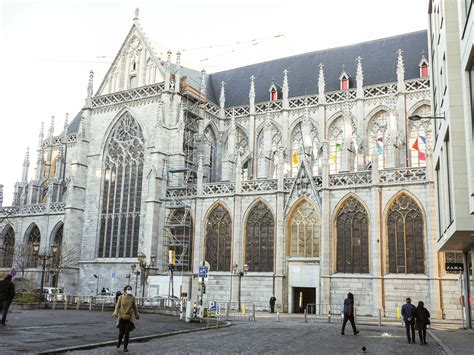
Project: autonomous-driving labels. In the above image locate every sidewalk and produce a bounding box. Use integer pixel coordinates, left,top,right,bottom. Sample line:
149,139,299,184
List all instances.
429,328,474,355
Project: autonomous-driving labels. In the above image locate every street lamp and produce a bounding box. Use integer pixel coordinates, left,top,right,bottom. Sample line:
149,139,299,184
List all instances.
408,112,445,121
93,274,99,295
32,241,58,305
232,263,249,311
137,252,156,300
130,264,140,297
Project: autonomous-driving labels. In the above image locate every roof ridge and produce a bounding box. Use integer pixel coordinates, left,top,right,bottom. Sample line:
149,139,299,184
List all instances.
209,30,427,76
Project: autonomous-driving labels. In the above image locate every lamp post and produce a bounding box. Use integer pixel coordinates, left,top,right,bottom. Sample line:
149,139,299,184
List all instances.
32,241,58,305
231,263,249,311
408,112,445,121
137,252,156,301
130,264,140,297
93,274,99,295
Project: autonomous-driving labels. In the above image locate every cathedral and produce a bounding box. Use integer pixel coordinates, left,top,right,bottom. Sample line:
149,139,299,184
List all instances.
0,11,463,318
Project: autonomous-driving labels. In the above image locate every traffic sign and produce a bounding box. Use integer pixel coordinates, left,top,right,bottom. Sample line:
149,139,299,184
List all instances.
10,268,16,278
209,301,217,312
199,266,208,278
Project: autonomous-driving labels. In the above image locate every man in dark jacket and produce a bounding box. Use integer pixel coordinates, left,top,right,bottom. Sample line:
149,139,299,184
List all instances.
269,296,276,313
401,297,416,343
341,292,359,335
0,274,15,325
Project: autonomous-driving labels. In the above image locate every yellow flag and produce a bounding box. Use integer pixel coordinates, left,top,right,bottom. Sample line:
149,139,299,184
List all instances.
293,150,299,165
330,154,337,164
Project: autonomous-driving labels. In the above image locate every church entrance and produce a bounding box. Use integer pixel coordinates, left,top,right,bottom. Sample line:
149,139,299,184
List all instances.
292,287,316,313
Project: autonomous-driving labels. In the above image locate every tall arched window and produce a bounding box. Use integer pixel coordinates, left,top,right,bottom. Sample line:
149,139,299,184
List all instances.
329,117,343,174
336,197,369,273
26,226,41,268
387,194,425,274
409,105,430,168
51,225,63,270
165,209,193,272
1,226,15,268
290,122,320,177
98,113,144,258
204,126,217,182
368,110,389,169
289,200,321,257
245,201,274,272
205,204,232,271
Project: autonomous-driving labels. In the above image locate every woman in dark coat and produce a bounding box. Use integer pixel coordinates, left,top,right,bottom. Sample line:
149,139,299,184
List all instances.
414,301,430,345
113,285,139,352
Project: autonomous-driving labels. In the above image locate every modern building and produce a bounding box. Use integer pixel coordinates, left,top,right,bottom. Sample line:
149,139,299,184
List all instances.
428,0,474,327
0,10,464,317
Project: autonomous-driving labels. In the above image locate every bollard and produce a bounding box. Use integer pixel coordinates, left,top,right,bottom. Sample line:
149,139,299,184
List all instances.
242,303,246,315
102,298,105,312
89,296,92,310
64,295,68,310
76,296,80,310
252,303,256,322
304,309,308,323
328,313,332,323
53,295,57,310
378,308,382,326
276,311,280,322
226,302,229,318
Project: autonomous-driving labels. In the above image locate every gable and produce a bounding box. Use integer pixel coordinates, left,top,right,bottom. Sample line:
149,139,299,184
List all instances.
96,24,166,96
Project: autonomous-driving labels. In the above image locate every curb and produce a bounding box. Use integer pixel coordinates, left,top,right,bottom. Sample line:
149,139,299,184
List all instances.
39,321,232,354
427,330,455,355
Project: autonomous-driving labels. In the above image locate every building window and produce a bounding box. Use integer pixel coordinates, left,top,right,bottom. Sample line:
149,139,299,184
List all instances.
288,200,320,257
387,194,425,274
245,201,274,272
205,204,232,271
129,75,137,89
1,226,15,268
368,110,389,169
164,209,193,272
257,123,282,178
271,89,277,101
203,126,217,182
328,117,343,174
98,112,144,258
409,105,430,167
339,70,349,91
290,122,320,177
336,196,369,273
26,225,41,268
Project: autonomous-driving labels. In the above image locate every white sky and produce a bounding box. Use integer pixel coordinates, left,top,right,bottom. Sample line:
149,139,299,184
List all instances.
0,0,428,205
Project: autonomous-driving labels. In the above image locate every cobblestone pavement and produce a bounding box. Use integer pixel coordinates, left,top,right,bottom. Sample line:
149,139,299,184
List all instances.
0,310,202,354
71,319,444,355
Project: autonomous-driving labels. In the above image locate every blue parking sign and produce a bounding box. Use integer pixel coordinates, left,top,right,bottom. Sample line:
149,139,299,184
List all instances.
199,266,208,278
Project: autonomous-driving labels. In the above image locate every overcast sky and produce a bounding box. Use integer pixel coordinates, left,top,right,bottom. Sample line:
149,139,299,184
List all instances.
0,0,428,205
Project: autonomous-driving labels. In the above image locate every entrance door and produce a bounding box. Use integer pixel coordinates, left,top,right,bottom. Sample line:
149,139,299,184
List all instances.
292,287,316,313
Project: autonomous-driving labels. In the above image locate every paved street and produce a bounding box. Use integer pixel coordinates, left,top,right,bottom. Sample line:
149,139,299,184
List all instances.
0,310,202,354
71,318,444,355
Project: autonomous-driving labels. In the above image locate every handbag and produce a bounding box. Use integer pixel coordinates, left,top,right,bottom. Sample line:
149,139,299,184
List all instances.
121,314,131,321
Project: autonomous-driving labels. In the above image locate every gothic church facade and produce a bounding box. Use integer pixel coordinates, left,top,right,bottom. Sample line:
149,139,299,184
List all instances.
0,14,462,318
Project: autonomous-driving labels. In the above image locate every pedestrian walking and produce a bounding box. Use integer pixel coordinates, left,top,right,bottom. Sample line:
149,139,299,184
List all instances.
113,285,139,352
115,290,122,303
414,301,430,345
269,295,276,313
401,297,416,343
0,274,15,325
341,292,359,335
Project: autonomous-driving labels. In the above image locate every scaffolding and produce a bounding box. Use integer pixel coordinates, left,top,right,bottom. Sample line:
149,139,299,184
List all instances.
163,93,204,272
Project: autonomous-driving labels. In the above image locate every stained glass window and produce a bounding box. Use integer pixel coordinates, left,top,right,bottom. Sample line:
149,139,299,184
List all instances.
51,225,63,269
98,112,144,258
205,204,232,271
336,197,369,273
329,117,343,174
204,126,217,182
290,122,320,177
1,226,15,268
387,194,425,274
409,105,430,168
368,110,389,169
289,200,320,257
245,202,274,272
26,225,41,268
257,123,282,178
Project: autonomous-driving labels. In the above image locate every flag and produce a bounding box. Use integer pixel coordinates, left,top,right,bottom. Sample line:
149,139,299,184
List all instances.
412,138,419,151
419,135,427,144
377,136,383,142
412,138,426,161
293,150,298,165
376,141,383,155
419,151,426,161
336,143,341,151
330,154,337,164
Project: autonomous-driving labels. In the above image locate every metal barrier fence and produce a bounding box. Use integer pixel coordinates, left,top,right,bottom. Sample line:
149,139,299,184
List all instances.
304,304,384,325
215,302,256,321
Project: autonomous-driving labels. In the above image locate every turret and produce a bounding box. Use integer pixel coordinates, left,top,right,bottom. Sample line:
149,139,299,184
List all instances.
165,50,171,91
318,63,326,104
219,81,226,118
282,69,289,109
85,70,94,108
356,56,364,99
249,75,256,114
396,49,406,92
22,147,30,182
174,51,181,93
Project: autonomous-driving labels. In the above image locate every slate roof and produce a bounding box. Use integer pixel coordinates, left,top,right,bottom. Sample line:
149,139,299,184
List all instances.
205,30,428,107
67,112,81,133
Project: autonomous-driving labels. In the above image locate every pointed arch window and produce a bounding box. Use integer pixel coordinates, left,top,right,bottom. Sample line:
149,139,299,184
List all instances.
290,121,320,177
51,225,63,271
387,194,425,274
26,226,41,268
368,110,389,169
340,71,350,91
257,123,282,178
1,226,15,268
419,56,429,78
336,197,369,273
289,200,321,257
204,126,218,182
409,105,430,167
165,209,193,272
329,117,343,174
205,204,232,271
99,112,144,258
245,201,274,272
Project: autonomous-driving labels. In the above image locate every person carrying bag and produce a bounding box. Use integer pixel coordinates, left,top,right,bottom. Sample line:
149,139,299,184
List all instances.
113,285,139,352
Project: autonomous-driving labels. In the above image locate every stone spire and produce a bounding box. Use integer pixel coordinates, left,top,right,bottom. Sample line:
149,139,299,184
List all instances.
356,56,364,98
64,113,69,131
199,68,206,98
48,116,55,139
396,49,406,92
85,70,94,108
22,147,30,182
249,75,256,114
219,81,226,116
174,51,181,93
165,50,172,91
0,184,3,207
282,69,289,109
37,122,45,150
318,63,326,104
133,8,140,23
